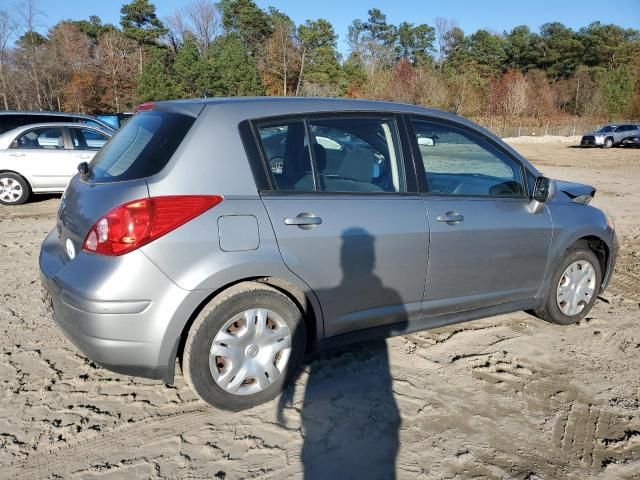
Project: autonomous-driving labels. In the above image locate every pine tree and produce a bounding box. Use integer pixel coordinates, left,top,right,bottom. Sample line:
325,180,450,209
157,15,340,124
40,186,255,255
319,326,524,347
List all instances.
137,46,176,101
173,36,206,98
205,33,263,96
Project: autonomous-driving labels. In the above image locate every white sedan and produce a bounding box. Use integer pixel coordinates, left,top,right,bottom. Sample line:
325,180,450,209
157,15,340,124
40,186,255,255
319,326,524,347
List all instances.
0,122,111,205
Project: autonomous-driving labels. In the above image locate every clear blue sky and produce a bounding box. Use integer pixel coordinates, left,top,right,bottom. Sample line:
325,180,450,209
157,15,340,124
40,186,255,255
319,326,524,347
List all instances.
8,0,640,54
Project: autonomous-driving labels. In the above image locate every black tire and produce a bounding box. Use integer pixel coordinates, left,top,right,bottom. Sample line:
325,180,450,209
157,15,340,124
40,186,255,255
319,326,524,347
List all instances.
603,137,613,148
0,172,30,205
533,248,601,325
182,281,306,411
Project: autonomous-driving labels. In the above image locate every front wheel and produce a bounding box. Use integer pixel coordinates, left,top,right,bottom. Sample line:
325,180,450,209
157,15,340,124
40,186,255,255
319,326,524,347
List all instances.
603,137,613,148
182,282,306,411
533,248,601,325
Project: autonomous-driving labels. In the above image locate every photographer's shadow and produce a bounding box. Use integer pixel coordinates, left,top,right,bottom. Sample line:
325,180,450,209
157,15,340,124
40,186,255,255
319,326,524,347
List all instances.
279,228,407,480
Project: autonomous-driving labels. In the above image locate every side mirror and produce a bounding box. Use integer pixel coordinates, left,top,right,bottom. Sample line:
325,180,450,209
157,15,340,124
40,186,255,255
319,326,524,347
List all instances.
418,136,435,147
77,162,89,176
532,176,552,202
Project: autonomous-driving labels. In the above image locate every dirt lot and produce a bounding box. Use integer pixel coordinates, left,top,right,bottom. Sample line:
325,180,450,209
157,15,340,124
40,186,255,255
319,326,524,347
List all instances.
1,143,639,479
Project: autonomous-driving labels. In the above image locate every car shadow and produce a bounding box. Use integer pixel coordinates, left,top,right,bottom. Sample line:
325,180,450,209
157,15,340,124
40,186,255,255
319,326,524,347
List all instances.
28,193,61,203
278,228,408,480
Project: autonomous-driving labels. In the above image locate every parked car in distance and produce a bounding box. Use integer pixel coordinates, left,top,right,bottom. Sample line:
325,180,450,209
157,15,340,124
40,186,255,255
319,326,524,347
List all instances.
0,111,116,135
581,124,640,148
0,123,112,205
39,98,618,411
96,112,133,130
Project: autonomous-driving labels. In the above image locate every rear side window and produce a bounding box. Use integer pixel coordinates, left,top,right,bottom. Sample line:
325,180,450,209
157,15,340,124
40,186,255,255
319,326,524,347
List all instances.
70,128,110,150
254,116,405,193
256,120,315,192
88,111,194,182
308,117,404,193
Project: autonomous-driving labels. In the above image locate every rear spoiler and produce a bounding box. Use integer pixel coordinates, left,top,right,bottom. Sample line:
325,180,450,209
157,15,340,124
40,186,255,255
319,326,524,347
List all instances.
135,101,204,117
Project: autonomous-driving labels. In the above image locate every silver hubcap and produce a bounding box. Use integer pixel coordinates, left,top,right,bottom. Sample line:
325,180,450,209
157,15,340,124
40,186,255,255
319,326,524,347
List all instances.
556,260,596,316
0,177,23,203
209,308,292,396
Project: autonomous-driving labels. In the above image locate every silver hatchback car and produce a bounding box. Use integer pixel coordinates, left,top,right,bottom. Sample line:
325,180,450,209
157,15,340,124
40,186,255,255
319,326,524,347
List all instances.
40,98,618,410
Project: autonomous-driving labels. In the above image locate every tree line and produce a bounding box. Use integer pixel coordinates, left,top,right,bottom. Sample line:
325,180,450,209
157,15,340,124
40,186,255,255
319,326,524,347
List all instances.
0,0,638,126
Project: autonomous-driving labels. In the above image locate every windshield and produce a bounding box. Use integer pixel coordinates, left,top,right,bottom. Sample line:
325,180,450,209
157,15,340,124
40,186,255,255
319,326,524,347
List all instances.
596,126,615,133
88,111,195,182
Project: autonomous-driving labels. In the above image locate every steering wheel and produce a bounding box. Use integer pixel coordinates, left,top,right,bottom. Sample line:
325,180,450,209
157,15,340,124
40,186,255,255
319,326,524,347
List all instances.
269,156,284,175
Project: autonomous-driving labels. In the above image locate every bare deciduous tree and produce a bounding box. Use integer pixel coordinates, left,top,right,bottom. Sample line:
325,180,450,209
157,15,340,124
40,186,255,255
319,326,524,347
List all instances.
93,31,137,112
261,21,301,96
0,10,17,109
183,0,219,53
165,10,187,52
434,17,457,67
16,0,44,109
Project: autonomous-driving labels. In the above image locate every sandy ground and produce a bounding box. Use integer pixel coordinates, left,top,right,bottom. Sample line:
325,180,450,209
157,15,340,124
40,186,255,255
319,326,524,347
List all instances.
1,143,639,479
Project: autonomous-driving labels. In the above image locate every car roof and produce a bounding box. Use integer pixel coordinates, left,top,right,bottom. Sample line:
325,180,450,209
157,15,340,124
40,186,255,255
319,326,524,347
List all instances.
154,96,489,140
0,110,116,131
0,110,99,119
155,96,462,120
0,122,112,145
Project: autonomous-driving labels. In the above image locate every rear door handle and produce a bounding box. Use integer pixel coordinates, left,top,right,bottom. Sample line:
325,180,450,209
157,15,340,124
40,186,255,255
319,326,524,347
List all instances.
9,152,25,157
284,213,323,229
76,154,91,159
436,212,464,224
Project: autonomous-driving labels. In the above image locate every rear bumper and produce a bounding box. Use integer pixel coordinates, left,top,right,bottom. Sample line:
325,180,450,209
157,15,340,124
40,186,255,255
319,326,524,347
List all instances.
40,275,171,381
39,229,207,383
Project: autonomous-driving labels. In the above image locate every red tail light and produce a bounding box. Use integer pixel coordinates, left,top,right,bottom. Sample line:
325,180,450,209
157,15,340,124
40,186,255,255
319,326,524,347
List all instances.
82,196,223,256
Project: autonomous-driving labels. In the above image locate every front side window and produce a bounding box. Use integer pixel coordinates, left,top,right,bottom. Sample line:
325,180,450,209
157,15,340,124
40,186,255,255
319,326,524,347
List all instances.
411,119,524,197
70,128,110,151
12,127,65,150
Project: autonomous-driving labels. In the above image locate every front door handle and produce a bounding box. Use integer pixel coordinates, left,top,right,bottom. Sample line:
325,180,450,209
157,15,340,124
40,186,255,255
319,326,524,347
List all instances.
76,154,91,159
284,212,323,229
9,152,25,157
436,211,464,224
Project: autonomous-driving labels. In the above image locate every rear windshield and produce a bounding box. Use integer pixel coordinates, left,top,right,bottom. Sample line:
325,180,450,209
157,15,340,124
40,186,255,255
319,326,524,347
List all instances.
88,111,195,182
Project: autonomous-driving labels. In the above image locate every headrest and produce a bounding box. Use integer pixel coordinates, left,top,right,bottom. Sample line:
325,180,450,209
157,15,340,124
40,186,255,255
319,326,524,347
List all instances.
339,148,375,183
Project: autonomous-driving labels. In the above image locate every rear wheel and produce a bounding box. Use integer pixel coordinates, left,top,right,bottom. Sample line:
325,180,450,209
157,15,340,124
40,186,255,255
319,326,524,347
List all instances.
0,173,30,205
533,248,601,325
182,282,306,411
603,137,613,148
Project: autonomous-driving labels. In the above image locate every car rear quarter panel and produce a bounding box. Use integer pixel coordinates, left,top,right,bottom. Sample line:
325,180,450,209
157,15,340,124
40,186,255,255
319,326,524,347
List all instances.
141,106,326,344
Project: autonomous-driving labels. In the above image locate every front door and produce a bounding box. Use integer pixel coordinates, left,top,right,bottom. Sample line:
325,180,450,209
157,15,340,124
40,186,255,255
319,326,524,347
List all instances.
256,115,429,338
409,117,552,315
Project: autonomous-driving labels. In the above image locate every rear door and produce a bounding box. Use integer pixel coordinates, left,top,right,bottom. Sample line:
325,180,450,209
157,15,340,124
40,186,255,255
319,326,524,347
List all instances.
254,114,429,338
408,117,552,315
9,126,71,190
